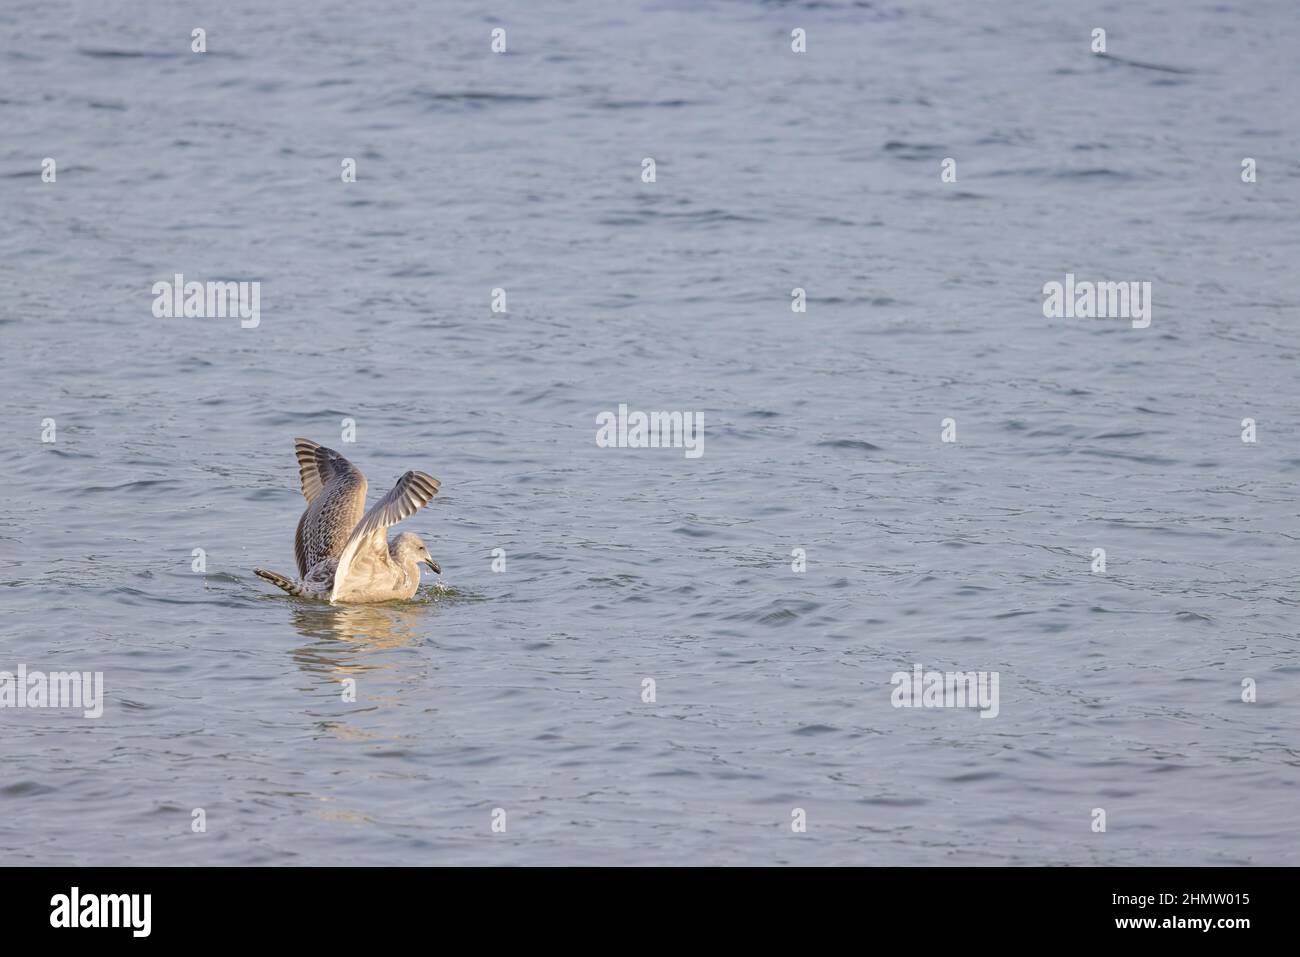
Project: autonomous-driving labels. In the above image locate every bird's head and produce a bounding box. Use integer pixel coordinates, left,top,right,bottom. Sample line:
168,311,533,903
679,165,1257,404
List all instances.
393,532,441,575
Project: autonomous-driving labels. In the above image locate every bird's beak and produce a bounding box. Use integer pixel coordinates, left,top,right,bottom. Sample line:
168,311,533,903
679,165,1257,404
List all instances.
424,559,441,575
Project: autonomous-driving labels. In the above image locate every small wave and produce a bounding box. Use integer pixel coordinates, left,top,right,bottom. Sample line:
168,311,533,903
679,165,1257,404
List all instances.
383,89,547,112
1,781,56,797
77,48,178,59
792,724,839,736
858,795,928,807
818,438,882,451
1096,53,1195,75
597,208,765,227
594,99,697,110
882,140,945,160
82,479,181,494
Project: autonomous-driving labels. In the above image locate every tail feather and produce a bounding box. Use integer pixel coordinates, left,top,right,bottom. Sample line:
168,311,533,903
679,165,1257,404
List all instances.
255,568,304,596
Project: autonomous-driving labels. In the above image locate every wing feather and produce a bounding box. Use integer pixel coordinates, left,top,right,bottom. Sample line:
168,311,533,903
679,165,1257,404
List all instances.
291,439,368,576
295,437,338,503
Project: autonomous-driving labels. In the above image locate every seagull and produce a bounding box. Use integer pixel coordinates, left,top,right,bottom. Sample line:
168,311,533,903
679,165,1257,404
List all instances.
255,438,442,603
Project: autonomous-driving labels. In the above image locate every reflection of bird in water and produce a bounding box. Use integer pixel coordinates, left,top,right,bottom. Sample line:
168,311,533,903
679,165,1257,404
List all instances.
289,602,428,680
255,438,442,602
288,603,434,748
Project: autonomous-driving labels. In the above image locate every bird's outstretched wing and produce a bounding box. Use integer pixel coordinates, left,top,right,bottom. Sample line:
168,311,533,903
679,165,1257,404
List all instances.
329,470,440,601
296,437,352,503
293,438,368,576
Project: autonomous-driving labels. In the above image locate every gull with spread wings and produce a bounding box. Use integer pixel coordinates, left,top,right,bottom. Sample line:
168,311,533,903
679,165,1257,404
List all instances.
255,438,442,602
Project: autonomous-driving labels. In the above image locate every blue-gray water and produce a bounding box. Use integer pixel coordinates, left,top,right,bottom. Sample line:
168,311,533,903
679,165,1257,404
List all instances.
2,0,1298,865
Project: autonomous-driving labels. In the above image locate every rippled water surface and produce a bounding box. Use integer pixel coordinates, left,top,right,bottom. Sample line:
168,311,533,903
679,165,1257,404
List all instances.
2,0,1299,865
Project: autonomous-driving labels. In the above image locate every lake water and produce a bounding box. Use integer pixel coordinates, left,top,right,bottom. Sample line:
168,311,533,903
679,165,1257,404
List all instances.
2,0,1298,865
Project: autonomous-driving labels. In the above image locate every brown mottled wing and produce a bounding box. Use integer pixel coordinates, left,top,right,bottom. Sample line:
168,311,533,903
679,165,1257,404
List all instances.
329,470,439,601
292,439,368,576
295,437,337,503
